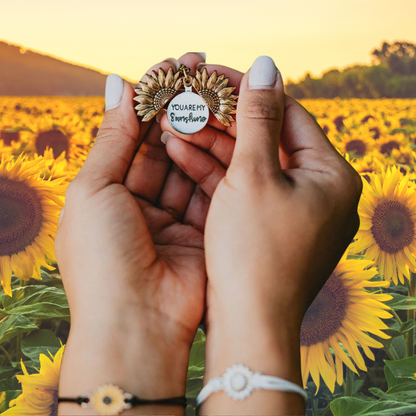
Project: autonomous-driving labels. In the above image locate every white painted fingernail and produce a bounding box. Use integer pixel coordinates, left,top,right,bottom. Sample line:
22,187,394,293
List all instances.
165,58,180,70
161,131,174,144
195,52,206,61
105,74,124,111
249,56,278,90
156,109,167,123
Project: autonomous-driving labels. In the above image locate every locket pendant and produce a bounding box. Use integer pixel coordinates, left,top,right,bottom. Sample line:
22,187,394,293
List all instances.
134,65,238,133
167,85,209,134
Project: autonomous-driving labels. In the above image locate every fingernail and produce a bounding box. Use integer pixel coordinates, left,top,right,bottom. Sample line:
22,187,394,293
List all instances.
165,58,180,70
195,52,206,61
249,56,278,90
196,62,206,70
105,74,124,111
156,109,167,123
161,131,174,144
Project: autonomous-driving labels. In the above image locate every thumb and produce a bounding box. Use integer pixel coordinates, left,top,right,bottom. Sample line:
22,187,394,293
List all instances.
231,56,285,177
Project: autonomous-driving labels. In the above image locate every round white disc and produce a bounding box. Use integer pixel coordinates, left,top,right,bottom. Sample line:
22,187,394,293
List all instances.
167,92,209,134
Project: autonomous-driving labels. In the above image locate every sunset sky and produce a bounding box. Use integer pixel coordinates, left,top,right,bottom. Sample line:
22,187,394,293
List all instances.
1,0,415,83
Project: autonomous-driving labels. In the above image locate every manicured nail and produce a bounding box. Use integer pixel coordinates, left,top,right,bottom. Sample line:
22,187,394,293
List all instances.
165,58,180,70
161,131,174,144
156,109,167,123
195,52,206,61
105,74,124,111
249,56,278,90
196,62,206,70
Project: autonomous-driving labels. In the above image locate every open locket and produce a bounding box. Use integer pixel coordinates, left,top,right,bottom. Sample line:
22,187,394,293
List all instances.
134,64,238,134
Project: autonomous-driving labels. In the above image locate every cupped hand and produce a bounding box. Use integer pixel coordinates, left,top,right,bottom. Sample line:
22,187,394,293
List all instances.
55,53,212,410
159,56,362,415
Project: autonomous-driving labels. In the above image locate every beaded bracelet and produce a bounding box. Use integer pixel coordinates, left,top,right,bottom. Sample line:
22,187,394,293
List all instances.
58,384,187,415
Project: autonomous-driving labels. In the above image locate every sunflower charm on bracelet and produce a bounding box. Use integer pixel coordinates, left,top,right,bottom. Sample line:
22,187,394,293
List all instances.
134,64,238,134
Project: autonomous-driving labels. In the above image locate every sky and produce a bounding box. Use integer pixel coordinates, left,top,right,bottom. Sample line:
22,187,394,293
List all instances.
1,0,415,83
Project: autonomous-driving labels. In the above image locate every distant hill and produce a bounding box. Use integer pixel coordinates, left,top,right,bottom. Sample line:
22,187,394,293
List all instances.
0,41,108,96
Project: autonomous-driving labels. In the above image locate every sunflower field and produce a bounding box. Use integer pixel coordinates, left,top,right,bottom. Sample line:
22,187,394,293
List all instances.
0,96,416,416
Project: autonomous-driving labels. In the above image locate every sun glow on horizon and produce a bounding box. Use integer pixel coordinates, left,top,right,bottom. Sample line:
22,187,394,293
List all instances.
0,0,415,83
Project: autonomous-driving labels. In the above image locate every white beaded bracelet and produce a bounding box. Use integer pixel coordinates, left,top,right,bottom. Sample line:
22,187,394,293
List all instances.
196,364,308,406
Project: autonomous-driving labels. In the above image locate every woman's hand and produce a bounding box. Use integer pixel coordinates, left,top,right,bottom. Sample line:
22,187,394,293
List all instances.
56,53,209,415
160,56,362,415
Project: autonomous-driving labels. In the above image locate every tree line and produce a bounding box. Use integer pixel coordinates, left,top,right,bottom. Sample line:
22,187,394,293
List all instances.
286,41,416,99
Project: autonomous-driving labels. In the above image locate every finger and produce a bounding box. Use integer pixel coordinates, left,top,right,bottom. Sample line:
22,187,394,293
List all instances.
159,118,235,168
231,56,285,177
75,75,138,193
183,185,210,233
280,95,341,167
124,59,182,201
164,135,226,198
157,163,196,220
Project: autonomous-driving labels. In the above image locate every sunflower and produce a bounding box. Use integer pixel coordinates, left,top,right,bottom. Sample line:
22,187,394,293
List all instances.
340,133,375,157
192,68,238,127
18,114,91,171
377,133,408,155
134,67,183,121
0,154,66,296
1,345,65,416
349,166,416,285
300,250,392,393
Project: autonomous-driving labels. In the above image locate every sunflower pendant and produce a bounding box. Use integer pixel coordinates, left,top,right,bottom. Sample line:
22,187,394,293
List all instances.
134,64,238,134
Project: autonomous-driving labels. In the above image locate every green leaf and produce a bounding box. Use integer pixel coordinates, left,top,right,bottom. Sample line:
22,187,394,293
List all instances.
0,315,38,344
0,286,69,320
384,329,403,338
391,336,407,360
385,357,416,379
21,329,61,364
0,390,22,413
0,376,20,391
400,320,416,333
186,378,203,399
187,328,205,381
330,397,416,415
369,382,416,403
385,293,416,310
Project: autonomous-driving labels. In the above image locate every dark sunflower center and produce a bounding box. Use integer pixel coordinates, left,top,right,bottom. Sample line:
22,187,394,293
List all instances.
36,130,69,159
300,273,348,346
371,200,415,253
50,390,58,416
380,140,400,155
1,130,20,145
0,178,43,256
346,139,366,156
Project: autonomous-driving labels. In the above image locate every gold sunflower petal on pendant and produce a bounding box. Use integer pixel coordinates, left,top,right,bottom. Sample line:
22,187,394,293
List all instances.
134,68,182,121
194,69,238,127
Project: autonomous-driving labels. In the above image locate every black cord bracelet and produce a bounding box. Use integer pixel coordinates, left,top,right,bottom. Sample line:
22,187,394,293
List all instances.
57,384,187,415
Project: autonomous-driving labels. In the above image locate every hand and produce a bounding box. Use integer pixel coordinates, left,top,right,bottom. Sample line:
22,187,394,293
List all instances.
160,56,362,415
55,53,210,415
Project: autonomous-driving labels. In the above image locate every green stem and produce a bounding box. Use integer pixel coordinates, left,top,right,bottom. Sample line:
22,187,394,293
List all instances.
391,310,403,326
0,345,13,365
344,368,354,397
405,272,416,357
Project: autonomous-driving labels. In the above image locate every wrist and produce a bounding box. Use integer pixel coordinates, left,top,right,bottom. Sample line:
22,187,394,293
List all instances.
58,323,190,415
204,290,304,385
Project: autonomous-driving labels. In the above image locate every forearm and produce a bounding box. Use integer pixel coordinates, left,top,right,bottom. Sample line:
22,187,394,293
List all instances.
58,322,189,415
200,297,306,415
